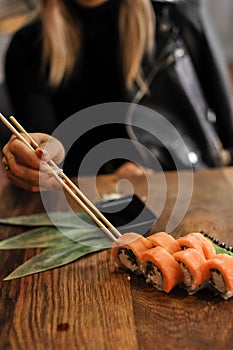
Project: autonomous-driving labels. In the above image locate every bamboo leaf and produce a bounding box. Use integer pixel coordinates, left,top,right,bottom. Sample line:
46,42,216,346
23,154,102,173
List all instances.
81,237,112,248
0,227,64,249
0,211,95,228
3,243,107,280
0,211,113,279
0,225,111,249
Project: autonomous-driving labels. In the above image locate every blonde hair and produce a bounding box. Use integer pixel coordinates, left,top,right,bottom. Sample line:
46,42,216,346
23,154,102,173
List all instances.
40,0,155,91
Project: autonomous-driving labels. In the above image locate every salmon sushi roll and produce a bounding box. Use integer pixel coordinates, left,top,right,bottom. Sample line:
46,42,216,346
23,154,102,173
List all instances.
207,254,233,300
111,232,153,273
173,248,211,294
140,246,184,293
147,231,181,254
177,232,216,259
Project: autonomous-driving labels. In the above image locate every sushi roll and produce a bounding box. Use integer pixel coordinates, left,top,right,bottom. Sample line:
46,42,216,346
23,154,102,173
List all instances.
207,254,233,300
140,246,184,293
173,248,211,294
147,231,181,254
177,232,216,259
111,232,153,273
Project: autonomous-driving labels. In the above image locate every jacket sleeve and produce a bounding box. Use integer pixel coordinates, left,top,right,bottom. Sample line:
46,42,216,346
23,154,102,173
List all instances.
4,25,57,134
173,0,233,148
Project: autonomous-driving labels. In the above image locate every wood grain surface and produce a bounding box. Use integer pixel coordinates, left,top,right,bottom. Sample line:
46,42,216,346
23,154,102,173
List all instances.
1,166,233,349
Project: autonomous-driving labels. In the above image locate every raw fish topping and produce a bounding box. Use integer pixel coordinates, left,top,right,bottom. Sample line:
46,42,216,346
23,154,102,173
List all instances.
111,231,233,300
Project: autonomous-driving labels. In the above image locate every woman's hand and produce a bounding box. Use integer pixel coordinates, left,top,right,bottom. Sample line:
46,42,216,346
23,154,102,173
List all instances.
114,161,151,177
2,133,65,191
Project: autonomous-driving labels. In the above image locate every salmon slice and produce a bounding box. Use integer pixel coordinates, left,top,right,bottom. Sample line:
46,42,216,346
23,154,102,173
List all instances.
147,231,181,254
140,246,184,293
111,232,153,273
173,248,211,294
207,254,233,299
177,232,216,259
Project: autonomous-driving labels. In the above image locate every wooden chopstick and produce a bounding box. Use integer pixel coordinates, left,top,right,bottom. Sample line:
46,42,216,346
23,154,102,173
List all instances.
0,113,122,242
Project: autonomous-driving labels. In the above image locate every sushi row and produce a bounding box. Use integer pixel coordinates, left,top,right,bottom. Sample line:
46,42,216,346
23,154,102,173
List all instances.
111,231,233,300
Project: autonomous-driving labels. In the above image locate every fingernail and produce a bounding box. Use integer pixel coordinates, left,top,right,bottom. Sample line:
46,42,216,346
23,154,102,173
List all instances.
36,148,48,159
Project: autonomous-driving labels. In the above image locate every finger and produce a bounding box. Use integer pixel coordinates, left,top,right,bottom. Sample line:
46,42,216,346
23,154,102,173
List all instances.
6,167,61,192
2,156,10,172
4,136,41,170
2,155,11,167
5,158,50,183
2,141,15,164
2,149,18,173
6,170,41,192
115,162,144,176
2,157,11,172
2,156,7,166
32,134,65,164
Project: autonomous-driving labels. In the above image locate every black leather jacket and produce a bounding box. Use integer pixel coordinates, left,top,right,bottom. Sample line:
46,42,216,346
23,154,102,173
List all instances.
3,0,233,173
128,0,233,170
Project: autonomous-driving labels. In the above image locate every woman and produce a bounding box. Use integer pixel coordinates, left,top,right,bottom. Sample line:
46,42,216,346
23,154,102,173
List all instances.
2,0,233,191
2,0,155,190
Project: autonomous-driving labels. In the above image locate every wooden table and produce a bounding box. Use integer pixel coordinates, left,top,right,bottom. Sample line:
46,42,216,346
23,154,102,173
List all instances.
1,166,233,350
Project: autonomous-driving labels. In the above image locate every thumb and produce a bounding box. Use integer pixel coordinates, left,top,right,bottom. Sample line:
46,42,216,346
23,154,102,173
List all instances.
35,137,65,164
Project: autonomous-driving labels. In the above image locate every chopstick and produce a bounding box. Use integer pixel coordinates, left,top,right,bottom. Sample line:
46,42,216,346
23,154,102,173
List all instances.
0,113,122,242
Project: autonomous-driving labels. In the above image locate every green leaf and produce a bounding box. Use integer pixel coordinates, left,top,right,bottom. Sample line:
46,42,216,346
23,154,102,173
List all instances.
81,237,112,248
206,237,233,256
212,242,233,256
0,211,113,279
0,211,95,228
0,226,111,249
0,227,64,248
3,243,107,280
